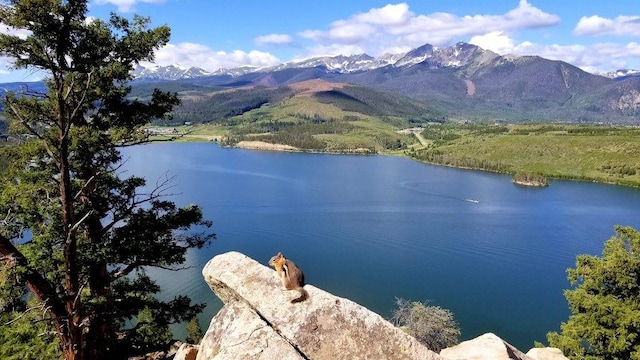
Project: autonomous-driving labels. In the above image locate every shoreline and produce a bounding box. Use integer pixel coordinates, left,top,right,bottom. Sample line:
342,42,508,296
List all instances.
234,140,376,155
235,140,300,152
152,137,640,188
512,180,549,187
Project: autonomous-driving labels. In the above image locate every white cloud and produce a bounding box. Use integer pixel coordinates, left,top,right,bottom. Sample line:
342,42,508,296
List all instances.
0,24,30,39
299,0,560,56
94,0,166,13
0,55,47,81
391,0,560,48
574,15,640,36
255,34,293,46
90,1,640,75
298,29,324,41
327,22,375,44
351,3,413,26
463,28,640,73
149,42,281,71
300,22,377,45
498,39,639,73
505,0,561,28
625,42,640,57
469,31,515,55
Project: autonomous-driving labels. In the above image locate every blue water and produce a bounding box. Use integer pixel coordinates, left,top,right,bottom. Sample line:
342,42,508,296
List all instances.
119,142,640,350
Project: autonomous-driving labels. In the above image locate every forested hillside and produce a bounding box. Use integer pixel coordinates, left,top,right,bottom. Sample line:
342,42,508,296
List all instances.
139,79,442,152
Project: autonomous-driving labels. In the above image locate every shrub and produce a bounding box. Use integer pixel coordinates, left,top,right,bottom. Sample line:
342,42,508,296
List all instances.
391,298,460,352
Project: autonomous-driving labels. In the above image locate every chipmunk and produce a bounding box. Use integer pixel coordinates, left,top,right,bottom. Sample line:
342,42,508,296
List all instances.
268,252,308,303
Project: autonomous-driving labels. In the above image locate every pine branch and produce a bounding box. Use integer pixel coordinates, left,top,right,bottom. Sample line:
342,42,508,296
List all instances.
0,234,68,327
4,302,48,326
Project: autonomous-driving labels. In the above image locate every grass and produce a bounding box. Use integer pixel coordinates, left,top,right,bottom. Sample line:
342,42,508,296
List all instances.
411,124,640,187
147,123,228,143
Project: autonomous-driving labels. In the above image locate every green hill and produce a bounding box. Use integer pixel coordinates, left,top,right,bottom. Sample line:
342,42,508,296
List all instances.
409,123,640,187
143,79,441,152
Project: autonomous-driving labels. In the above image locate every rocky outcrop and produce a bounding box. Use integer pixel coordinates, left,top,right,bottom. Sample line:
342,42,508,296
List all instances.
526,347,570,360
198,251,440,360
194,251,566,360
512,173,549,187
174,343,199,360
440,333,531,360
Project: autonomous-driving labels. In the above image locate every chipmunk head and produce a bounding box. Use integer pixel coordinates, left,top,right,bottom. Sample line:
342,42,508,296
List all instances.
269,252,284,266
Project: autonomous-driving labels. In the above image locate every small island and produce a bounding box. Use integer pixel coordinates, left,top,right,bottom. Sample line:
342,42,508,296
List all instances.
512,172,549,187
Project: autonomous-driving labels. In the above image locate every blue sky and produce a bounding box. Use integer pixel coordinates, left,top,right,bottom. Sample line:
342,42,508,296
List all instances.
2,0,640,82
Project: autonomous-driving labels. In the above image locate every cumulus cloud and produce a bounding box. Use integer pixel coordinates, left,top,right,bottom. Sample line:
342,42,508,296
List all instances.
625,42,640,57
389,0,560,48
94,0,166,13
351,3,413,26
464,28,639,73
149,42,281,71
327,22,376,44
505,0,561,28
469,31,515,54
255,34,293,46
574,15,640,36
489,37,638,73
84,1,640,75
298,0,560,57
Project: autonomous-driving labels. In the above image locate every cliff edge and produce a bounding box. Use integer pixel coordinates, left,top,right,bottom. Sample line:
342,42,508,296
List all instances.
192,251,567,360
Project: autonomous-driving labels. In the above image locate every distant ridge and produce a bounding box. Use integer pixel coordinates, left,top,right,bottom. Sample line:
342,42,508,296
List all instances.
4,41,640,123
133,64,212,81
132,41,639,82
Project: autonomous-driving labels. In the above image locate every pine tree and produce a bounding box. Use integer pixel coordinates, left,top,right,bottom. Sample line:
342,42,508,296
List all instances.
547,226,640,359
186,316,204,344
0,1,215,359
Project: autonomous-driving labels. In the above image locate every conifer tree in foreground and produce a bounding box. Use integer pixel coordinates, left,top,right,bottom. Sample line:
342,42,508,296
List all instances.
548,226,640,360
0,1,214,359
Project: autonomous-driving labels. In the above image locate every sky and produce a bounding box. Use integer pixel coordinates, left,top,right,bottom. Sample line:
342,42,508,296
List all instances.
2,0,640,82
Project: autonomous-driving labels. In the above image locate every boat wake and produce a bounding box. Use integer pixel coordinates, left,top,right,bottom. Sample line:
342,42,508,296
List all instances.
400,181,480,204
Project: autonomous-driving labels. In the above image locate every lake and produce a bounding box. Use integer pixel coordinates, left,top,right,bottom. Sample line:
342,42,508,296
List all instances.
120,142,640,351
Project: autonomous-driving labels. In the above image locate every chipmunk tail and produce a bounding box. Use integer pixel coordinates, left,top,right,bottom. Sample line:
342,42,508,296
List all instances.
291,287,308,303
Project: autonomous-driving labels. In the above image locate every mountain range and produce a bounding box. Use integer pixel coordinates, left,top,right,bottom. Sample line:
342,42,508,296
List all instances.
134,42,637,81
131,42,640,124
3,42,640,125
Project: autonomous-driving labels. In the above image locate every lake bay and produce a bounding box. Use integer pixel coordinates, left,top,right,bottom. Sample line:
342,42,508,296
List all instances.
120,142,640,351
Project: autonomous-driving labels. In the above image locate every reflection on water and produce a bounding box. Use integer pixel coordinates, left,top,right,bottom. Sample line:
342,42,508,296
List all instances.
122,143,640,350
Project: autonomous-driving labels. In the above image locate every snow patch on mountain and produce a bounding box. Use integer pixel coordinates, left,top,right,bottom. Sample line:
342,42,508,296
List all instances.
132,42,636,82
602,69,640,79
134,43,510,81
133,64,212,81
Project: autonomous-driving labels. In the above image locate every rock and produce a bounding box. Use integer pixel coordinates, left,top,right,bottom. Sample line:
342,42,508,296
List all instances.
196,301,304,360
197,251,550,360
174,343,199,360
439,333,532,360
127,351,166,360
526,347,569,360
128,341,184,360
199,251,441,360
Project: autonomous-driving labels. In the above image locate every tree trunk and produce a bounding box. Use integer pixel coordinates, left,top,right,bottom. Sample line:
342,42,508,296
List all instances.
0,235,75,358
57,84,84,360
87,214,117,357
